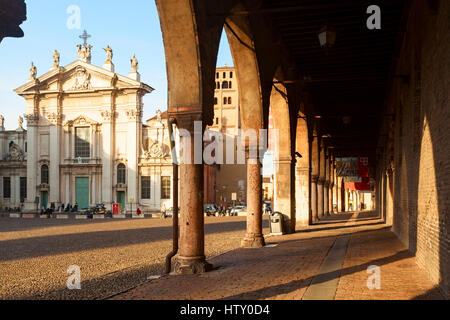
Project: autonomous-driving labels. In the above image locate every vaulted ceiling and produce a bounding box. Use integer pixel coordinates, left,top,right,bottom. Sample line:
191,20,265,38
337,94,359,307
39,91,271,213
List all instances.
260,0,405,158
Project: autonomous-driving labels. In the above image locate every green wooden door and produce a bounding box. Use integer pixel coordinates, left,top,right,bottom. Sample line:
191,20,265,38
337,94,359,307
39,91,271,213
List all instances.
40,191,48,209
117,191,125,213
76,177,90,209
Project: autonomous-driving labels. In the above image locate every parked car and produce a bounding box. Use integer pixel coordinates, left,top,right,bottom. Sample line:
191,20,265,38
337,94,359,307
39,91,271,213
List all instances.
230,205,247,216
204,204,218,216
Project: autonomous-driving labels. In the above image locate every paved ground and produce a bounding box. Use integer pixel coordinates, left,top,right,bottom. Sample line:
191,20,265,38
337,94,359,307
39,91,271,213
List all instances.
0,216,268,300
112,211,445,300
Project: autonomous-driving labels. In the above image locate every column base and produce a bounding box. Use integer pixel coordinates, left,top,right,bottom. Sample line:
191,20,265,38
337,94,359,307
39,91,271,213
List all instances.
175,256,213,274
241,234,265,248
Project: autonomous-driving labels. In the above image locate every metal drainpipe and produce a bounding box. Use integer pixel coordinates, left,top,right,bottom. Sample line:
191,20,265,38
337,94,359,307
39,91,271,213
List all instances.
165,116,179,274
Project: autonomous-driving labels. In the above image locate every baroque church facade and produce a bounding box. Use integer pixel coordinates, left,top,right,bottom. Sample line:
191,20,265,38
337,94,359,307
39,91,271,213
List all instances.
1,43,246,213
7,44,181,213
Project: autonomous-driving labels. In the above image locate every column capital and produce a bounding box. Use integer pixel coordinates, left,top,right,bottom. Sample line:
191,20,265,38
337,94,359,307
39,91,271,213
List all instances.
126,109,142,121
311,175,319,183
47,112,63,126
101,111,117,123
317,177,325,185
175,111,202,132
24,114,39,126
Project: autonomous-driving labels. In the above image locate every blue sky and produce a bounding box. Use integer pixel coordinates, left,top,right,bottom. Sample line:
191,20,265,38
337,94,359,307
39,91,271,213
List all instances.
0,0,234,130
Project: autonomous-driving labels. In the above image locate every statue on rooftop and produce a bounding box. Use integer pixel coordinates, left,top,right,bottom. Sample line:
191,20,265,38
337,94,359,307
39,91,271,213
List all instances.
131,54,139,72
104,45,113,62
29,62,37,80
52,50,60,68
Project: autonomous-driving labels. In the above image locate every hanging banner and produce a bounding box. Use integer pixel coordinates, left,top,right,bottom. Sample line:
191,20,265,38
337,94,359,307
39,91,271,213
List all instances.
358,157,369,177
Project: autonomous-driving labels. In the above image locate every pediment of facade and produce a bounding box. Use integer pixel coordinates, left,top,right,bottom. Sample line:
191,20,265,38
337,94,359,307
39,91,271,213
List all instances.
15,60,153,95
64,114,100,127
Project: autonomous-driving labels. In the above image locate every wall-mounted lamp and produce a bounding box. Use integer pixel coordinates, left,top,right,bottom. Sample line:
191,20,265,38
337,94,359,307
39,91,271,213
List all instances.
318,25,336,50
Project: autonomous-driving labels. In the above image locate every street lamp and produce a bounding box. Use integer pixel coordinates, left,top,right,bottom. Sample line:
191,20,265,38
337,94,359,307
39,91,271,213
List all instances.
318,25,336,52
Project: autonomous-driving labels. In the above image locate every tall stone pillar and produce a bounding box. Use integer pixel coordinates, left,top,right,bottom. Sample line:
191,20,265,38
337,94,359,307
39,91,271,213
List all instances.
317,178,324,219
311,175,319,222
24,114,39,211
310,133,320,223
324,181,329,216
242,146,265,247
344,189,349,212
101,111,115,209
337,178,342,213
274,156,295,233
175,114,212,274
49,114,62,206
318,141,325,219
295,165,310,227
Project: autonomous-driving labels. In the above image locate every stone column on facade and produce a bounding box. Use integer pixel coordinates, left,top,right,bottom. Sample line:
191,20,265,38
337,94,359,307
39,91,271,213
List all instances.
126,109,140,213
273,155,295,233
13,175,19,205
49,113,62,206
24,114,39,211
242,145,265,247
175,113,212,274
101,110,114,209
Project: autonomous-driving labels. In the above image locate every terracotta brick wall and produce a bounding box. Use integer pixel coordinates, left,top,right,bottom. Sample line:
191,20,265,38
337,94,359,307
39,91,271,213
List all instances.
383,0,449,298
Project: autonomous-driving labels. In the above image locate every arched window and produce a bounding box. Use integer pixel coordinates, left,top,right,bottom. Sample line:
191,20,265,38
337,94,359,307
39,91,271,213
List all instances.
228,97,232,105
223,72,226,78
222,81,228,89
41,165,49,185
216,72,219,79
230,71,233,78
229,81,232,89
223,97,227,105
214,97,218,105
117,163,126,184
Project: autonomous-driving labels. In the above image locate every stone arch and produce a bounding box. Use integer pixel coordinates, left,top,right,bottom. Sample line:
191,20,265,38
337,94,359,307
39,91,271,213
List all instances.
155,0,226,273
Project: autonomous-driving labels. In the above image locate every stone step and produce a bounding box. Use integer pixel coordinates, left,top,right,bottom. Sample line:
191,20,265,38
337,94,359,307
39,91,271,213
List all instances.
113,214,126,219
93,214,105,219
9,213,21,218
56,214,69,219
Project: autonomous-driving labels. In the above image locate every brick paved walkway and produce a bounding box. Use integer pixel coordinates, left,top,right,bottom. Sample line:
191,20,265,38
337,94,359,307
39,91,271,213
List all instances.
111,211,445,300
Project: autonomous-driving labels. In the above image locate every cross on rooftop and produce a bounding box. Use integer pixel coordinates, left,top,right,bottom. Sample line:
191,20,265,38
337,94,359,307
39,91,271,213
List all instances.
79,30,91,46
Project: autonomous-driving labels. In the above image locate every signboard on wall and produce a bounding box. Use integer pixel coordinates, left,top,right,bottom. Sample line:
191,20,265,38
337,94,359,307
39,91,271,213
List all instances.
336,157,358,177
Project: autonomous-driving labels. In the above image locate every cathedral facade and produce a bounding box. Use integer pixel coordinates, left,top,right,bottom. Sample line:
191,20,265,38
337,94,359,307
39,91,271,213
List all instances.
9,45,181,213
2,45,246,213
